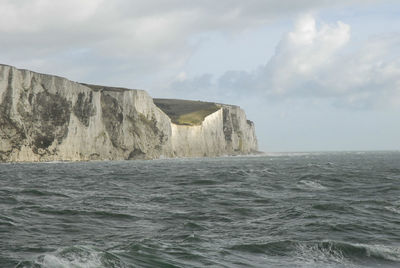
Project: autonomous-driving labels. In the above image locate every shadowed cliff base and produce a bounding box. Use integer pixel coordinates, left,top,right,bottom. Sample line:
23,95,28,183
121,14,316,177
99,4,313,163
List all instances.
153,99,220,126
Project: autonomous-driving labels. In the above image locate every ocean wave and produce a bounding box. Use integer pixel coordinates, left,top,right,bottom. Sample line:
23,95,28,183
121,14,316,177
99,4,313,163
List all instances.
19,189,70,198
229,240,400,265
385,206,400,214
36,208,137,221
294,241,349,266
15,246,127,268
298,180,327,190
298,241,400,264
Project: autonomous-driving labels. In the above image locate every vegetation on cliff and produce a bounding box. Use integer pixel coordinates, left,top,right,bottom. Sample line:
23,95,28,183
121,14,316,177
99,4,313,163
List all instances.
153,99,220,126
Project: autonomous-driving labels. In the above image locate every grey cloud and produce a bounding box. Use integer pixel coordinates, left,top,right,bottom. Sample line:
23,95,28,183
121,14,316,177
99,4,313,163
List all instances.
0,0,384,85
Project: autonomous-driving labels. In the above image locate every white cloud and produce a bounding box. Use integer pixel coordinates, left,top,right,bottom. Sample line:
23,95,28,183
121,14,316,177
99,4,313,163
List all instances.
169,14,400,109
265,14,351,94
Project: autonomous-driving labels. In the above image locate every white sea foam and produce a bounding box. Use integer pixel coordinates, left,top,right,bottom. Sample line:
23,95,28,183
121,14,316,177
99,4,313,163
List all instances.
294,242,400,268
37,253,102,268
294,241,400,268
261,168,276,175
298,180,327,190
361,244,400,262
384,200,400,214
385,206,400,215
21,246,126,268
294,242,353,268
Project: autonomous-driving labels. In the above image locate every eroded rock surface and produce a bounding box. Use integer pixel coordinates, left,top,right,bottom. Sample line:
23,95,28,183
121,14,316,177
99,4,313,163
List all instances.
0,64,258,162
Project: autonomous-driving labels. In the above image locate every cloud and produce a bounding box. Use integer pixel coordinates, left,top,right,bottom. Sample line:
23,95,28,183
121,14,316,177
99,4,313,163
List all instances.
170,14,400,109
262,14,351,95
0,0,384,85
317,34,400,108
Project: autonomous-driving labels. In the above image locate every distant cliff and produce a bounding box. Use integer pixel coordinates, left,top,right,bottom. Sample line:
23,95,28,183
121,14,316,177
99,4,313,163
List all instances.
153,99,258,157
0,64,258,162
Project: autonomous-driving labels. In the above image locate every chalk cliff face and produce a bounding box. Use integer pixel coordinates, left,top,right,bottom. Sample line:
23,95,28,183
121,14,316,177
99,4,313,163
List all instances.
0,64,258,162
168,107,258,157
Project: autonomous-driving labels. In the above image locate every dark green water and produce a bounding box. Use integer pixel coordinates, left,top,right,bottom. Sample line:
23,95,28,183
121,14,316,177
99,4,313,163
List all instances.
1,152,400,268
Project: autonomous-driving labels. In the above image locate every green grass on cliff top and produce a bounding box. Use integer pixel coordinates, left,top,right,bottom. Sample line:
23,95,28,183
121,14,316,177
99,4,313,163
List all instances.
80,84,220,126
153,99,220,126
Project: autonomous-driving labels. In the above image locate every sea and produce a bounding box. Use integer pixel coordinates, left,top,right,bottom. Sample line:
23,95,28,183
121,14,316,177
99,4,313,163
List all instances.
1,151,400,268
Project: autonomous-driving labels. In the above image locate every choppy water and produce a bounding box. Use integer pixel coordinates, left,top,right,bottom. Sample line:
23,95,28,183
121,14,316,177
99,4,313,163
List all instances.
1,152,400,268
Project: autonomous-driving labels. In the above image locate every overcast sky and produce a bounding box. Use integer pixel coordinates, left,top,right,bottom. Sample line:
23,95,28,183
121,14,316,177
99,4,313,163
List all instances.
1,0,399,152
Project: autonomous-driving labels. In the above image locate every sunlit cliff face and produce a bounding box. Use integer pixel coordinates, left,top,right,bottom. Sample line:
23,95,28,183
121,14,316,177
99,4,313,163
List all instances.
0,64,257,162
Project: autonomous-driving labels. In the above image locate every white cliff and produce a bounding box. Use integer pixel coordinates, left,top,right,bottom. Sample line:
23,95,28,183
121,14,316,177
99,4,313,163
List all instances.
0,64,258,162
169,107,258,157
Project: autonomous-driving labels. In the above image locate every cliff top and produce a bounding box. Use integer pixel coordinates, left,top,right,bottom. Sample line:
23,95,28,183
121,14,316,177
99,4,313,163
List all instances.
154,98,221,126
0,63,70,82
0,64,144,93
80,83,143,93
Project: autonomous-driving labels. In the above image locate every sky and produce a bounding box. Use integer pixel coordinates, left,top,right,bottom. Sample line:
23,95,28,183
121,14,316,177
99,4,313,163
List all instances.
0,0,399,152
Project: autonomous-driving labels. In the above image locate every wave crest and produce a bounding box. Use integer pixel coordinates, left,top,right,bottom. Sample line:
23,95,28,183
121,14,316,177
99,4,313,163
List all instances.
298,180,327,190
16,246,127,268
230,240,400,265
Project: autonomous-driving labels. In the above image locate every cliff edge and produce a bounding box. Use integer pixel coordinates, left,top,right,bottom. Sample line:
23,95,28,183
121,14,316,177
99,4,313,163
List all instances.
0,64,258,162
